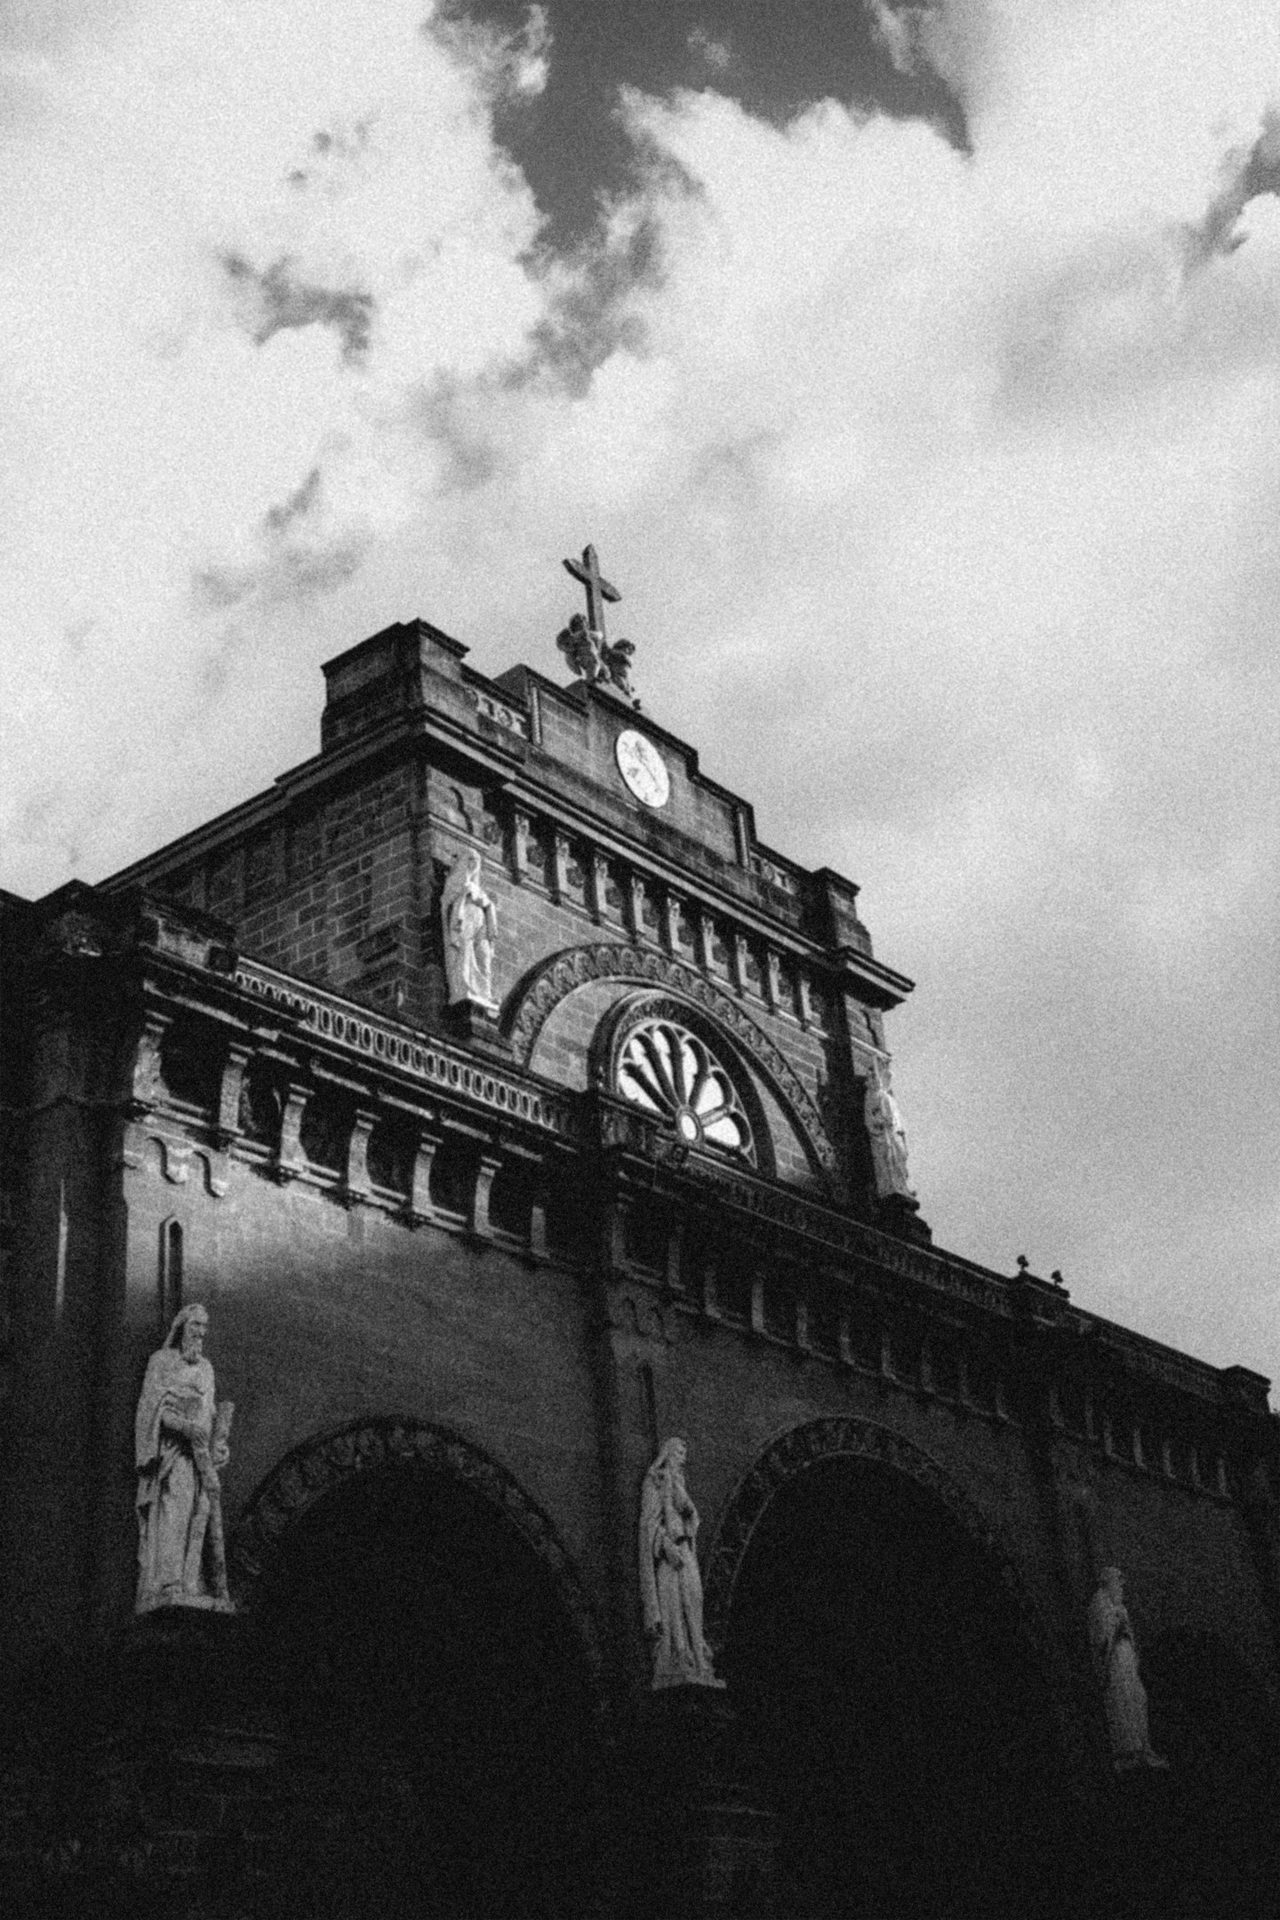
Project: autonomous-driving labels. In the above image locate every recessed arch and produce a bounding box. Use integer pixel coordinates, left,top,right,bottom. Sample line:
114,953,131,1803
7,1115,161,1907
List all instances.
703,1416,1089,1773
229,1418,608,1917
504,941,836,1190
228,1415,605,1714
705,1418,1093,1918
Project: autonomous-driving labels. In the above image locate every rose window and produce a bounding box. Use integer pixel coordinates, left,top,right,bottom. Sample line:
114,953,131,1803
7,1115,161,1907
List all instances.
615,1018,753,1158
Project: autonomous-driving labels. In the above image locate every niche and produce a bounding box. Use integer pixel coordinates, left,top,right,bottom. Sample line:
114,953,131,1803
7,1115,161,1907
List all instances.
157,1217,183,1330
160,1021,221,1116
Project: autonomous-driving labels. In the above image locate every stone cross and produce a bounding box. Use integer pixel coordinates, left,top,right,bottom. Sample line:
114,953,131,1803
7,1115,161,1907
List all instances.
563,544,620,641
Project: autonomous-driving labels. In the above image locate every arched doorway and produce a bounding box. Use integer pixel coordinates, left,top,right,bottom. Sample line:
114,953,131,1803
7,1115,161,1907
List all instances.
713,1436,1077,1920
235,1426,603,1919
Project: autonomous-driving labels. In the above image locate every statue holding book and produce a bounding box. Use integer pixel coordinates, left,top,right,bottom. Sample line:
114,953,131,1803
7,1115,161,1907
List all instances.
135,1304,234,1613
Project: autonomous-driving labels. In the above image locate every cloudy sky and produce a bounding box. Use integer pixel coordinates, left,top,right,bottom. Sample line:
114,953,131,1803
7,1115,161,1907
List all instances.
3,0,1278,1390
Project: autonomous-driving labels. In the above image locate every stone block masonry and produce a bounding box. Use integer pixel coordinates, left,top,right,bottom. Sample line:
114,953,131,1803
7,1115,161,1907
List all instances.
98,619,916,1211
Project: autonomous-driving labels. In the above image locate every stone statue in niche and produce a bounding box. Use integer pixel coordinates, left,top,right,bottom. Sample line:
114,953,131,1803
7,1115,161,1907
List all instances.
1087,1567,1168,1770
135,1305,234,1613
864,1060,916,1201
639,1438,724,1689
441,848,498,1013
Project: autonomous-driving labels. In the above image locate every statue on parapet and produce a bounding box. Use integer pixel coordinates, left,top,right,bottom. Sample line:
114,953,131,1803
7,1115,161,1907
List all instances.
1087,1566,1169,1771
557,611,605,683
639,1438,725,1690
135,1305,234,1613
599,635,638,704
441,847,498,1014
864,1060,916,1202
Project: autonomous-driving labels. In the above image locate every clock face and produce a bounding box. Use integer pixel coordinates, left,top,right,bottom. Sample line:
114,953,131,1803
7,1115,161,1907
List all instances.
615,729,670,808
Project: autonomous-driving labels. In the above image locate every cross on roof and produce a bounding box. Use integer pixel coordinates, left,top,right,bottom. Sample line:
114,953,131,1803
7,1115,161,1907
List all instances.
563,544,620,639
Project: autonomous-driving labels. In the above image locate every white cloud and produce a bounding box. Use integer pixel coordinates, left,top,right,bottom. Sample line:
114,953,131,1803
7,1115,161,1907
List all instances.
2,0,1278,1388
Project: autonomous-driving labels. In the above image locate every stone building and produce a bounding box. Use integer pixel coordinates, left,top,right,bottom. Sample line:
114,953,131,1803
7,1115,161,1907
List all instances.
1,554,1278,1919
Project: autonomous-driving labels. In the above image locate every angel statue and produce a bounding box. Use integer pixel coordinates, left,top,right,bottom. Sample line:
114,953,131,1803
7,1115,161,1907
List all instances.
556,612,605,684
599,636,640,706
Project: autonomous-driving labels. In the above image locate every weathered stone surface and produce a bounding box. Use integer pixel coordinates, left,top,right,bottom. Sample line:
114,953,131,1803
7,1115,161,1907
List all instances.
0,579,1276,1916
135,1306,234,1616
639,1439,724,1691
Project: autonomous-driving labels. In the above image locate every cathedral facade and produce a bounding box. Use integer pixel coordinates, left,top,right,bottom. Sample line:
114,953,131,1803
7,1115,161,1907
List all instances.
2,560,1277,1918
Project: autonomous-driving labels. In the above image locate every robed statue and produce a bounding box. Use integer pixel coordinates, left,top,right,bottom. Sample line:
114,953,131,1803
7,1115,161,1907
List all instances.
864,1060,916,1201
638,1438,724,1690
441,847,498,1013
1087,1567,1168,1770
135,1305,233,1613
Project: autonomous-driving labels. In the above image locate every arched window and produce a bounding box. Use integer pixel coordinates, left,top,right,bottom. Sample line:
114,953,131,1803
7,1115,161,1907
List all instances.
614,1016,754,1159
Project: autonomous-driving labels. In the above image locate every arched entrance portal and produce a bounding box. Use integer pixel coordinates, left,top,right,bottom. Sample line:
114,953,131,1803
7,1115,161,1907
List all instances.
236,1427,602,1919
715,1441,1076,1920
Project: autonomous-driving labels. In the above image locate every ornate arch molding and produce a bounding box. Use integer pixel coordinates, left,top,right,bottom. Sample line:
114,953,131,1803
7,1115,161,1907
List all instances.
589,990,775,1177
228,1417,605,1711
703,1416,1092,1788
504,943,836,1188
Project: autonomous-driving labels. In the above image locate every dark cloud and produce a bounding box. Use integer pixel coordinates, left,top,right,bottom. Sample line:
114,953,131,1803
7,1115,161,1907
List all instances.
220,251,375,362
440,0,967,250
994,225,1279,425
428,1,551,106
62,616,98,657
1182,109,1280,268
286,118,373,191
193,535,370,611
512,211,667,394
193,467,370,611
411,377,503,491
263,465,322,534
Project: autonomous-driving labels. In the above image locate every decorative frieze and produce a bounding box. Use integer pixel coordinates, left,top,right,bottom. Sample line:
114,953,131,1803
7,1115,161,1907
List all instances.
234,959,576,1140
730,934,749,998
276,1082,310,1181
408,1128,441,1224
469,1152,503,1240
750,850,799,896
129,958,1246,1500
129,1012,171,1114
507,943,837,1182
474,690,528,739
587,852,610,924
216,1043,253,1144
345,1108,378,1203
